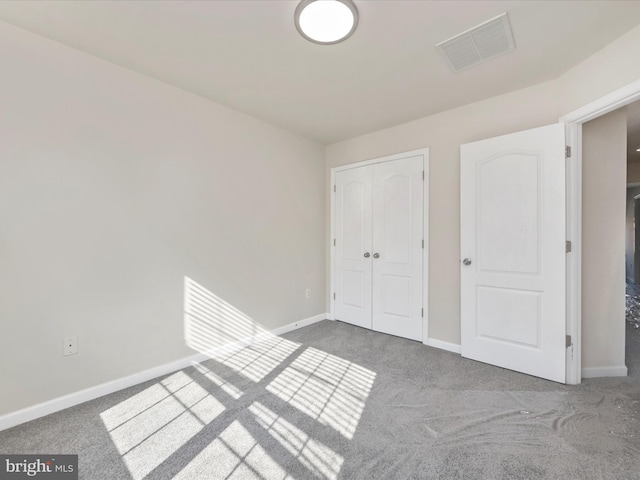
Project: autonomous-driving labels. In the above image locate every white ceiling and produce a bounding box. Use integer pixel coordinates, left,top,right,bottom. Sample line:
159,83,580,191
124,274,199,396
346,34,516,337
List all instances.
1,1,640,144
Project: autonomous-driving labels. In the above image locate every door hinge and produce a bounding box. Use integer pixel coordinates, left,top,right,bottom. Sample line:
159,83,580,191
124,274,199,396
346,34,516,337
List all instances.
333,292,336,300
566,335,572,348
422,170,425,180
333,185,336,192
565,145,572,158
566,240,572,253
422,239,424,249
421,308,424,317
333,238,336,246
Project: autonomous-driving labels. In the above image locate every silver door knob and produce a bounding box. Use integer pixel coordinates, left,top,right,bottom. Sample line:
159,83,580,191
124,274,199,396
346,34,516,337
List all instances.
373,253,380,259
463,258,472,266
364,252,370,258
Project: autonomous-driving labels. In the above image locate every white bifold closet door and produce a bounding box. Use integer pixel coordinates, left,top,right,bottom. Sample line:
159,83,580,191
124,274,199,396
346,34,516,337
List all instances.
335,155,423,341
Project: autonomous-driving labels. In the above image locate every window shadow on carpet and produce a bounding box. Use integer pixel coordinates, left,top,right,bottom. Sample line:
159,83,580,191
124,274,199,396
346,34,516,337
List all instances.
99,277,377,480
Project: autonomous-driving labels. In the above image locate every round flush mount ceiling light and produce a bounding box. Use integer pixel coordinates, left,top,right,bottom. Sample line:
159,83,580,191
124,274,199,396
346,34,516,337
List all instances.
295,0,358,45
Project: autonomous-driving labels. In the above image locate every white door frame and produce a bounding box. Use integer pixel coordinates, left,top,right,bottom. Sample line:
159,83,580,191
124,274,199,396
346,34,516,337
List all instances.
329,148,430,342
562,78,640,385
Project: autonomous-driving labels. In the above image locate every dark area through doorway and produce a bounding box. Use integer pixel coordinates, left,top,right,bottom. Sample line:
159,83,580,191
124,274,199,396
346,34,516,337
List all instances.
624,100,640,376
626,284,640,375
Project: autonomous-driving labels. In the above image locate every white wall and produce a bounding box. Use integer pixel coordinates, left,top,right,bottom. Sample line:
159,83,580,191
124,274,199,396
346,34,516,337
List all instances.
326,22,640,371
0,22,326,416
558,25,640,115
582,109,627,372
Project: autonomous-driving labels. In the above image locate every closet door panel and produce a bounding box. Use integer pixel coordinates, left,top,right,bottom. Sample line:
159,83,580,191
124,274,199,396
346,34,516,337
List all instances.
372,156,423,341
334,166,373,329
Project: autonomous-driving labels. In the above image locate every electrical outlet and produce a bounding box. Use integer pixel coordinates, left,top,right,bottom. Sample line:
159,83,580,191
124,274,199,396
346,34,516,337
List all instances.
305,288,311,300
63,336,78,356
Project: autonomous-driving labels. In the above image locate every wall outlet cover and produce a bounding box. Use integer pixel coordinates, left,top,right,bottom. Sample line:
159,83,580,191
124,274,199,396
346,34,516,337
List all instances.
63,336,78,356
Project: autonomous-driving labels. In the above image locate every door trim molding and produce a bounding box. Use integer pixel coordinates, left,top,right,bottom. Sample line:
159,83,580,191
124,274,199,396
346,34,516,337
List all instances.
330,148,430,342
560,78,640,125
561,77,640,385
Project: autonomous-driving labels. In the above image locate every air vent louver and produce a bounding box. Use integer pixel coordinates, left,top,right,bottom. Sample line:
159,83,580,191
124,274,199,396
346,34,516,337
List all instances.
436,13,515,72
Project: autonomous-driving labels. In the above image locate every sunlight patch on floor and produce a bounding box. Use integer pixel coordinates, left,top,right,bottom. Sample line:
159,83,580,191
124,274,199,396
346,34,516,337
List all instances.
173,420,288,480
250,401,344,480
98,277,376,479
192,362,244,400
215,336,300,383
100,371,225,480
266,347,376,439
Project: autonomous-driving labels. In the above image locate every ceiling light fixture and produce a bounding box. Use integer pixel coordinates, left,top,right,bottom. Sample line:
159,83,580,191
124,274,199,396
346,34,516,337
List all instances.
294,0,358,45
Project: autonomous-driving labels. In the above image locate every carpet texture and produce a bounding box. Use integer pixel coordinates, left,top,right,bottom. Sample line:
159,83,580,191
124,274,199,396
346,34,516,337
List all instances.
1,319,639,479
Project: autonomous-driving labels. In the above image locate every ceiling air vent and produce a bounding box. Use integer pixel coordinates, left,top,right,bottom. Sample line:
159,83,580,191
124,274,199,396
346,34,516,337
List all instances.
436,13,515,72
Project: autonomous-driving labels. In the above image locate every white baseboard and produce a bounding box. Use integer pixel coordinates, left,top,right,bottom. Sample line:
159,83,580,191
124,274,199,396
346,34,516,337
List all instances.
271,313,327,336
425,338,461,354
325,313,335,320
581,365,628,378
426,342,629,379
0,313,327,433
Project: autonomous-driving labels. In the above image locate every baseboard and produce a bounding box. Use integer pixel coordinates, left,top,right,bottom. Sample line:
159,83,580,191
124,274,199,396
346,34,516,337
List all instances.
0,313,327,433
425,338,461,354
426,343,628,378
581,365,628,378
271,313,327,336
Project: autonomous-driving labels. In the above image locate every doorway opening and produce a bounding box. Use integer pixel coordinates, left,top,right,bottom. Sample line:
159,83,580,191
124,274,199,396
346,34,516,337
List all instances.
625,100,640,378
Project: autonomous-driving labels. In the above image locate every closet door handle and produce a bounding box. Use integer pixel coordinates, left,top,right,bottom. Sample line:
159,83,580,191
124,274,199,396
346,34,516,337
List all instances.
364,252,370,258
373,253,380,259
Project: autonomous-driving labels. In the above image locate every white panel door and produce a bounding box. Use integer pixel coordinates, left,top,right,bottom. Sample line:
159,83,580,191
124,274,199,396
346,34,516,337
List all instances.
460,123,566,383
372,156,424,341
335,166,373,329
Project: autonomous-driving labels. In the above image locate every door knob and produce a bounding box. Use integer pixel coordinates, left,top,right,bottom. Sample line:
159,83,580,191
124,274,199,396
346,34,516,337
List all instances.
463,258,472,266
373,253,380,259
364,252,370,258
